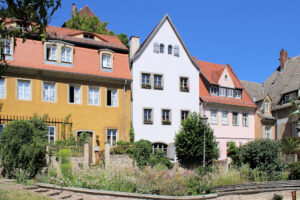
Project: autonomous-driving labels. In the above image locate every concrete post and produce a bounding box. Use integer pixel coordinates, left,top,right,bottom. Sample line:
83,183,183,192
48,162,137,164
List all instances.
105,142,110,170
46,146,49,165
83,142,89,169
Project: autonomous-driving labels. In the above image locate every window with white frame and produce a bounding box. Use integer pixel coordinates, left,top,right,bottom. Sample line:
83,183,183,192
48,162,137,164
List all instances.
222,111,229,125
17,80,31,100
168,45,172,54
144,108,153,124
154,74,163,89
102,53,112,69
265,126,271,139
174,45,179,57
210,110,218,124
88,86,100,105
234,90,242,99
46,44,57,61
69,85,81,104
107,89,118,107
61,47,72,63
219,87,226,97
106,129,117,146
162,109,171,124
0,39,11,55
227,88,233,97
181,110,189,122
242,113,249,127
47,126,56,143
43,82,55,102
180,77,189,92
0,124,5,136
210,86,218,96
264,101,269,113
160,44,164,53
141,73,151,88
153,42,159,53
0,78,5,98
232,112,239,126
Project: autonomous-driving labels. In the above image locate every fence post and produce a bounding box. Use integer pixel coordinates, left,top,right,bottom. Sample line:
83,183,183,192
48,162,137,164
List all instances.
105,142,110,170
46,146,49,166
83,142,89,169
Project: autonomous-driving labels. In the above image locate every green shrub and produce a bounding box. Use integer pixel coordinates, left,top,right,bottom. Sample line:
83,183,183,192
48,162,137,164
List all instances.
227,141,242,166
272,194,283,200
57,149,72,163
129,121,135,142
57,149,72,178
129,139,152,168
60,163,72,178
48,166,57,178
148,151,174,169
0,116,47,178
288,161,300,180
13,168,30,183
185,176,212,195
174,112,219,166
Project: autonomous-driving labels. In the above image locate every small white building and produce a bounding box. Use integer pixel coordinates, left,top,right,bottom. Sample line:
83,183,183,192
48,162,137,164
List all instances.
130,14,200,159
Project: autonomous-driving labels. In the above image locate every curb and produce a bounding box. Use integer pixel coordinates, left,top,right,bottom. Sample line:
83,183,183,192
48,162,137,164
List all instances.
36,183,218,200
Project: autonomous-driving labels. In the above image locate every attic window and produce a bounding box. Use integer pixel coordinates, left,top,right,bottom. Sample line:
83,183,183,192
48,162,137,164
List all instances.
225,75,228,81
174,45,179,57
168,45,172,54
153,42,159,53
83,34,94,40
46,45,57,61
160,44,164,53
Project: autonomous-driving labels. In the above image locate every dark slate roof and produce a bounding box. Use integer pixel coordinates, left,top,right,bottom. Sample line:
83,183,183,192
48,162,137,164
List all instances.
240,80,265,102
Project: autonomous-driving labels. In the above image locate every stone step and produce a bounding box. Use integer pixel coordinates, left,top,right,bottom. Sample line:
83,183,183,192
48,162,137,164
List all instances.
34,189,49,193
47,190,62,197
23,186,39,190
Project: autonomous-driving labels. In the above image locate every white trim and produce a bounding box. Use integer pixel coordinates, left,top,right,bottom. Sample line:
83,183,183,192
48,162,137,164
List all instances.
0,77,7,99
87,86,101,106
47,126,56,143
16,78,32,101
42,81,57,103
106,128,118,146
106,88,119,107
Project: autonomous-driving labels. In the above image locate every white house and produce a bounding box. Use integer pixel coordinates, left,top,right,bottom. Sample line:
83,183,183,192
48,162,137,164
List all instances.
129,14,200,159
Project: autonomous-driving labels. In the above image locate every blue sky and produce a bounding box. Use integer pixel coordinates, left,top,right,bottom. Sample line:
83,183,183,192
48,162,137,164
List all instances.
51,0,300,83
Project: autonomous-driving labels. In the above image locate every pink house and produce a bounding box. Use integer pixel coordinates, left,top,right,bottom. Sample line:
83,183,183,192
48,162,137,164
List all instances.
196,59,257,160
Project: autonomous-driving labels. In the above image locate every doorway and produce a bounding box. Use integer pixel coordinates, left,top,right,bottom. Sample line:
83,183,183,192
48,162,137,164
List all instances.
77,131,93,163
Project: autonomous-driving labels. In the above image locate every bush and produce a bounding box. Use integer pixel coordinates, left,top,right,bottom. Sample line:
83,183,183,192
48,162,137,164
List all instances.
129,121,135,143
288,161,300,180
129,139,152,168
57,149,72,178
227,141,242,166
174,112,219,166
148,151,174,169
272,194,283,200
0,116,47,178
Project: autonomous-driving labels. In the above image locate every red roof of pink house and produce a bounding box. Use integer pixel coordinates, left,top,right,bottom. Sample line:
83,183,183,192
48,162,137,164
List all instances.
195,59,256,108
6,25,131,80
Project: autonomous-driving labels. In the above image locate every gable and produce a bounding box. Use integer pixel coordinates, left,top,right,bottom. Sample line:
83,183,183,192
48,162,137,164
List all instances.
218,68,235,88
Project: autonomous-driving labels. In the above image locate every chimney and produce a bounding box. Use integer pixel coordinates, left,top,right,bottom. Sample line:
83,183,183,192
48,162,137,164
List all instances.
72,3,75,14
129,36,140,59
279,49,287,71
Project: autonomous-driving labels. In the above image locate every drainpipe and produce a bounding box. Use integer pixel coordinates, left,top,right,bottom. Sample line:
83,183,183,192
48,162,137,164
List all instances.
123,80,127,142
275,111,278,141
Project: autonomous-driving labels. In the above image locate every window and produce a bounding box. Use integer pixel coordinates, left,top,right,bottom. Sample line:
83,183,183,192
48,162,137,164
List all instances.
181,110,189,122
159,44,164,53
180,77,189,92
46,45,57,61
153,143,168,155
0,124,4,136
106,129,117,146
234,90,242,99
219,87,226,97
0,39,11,55
102,53,112,69
174,45,179,57
0,78,5,98
88,86,100,105
107,89,118,107
284,92,297,103
265,126,271,139
168,45,172,54
242,113,248,127
143,108,153,124
210,110,218,124
83,34,94,40
232,112,239,126
69,85,81,104
264,101,269,113
154,74,163,89
222,111,229,125
141,73,151,88
17,80,31,100
226,88,233,97
47,126,56,143
61,47,72,63
43,82,55,102
162,109,171,125
153,42,159,53
225,75,228,81
210,86,218,96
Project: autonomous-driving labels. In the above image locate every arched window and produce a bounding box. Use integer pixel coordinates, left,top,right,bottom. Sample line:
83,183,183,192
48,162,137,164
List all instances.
168,45,172,54
153,42,159,53
160,43,164,53
152,142,168,155
264,100,269,113
174,45,179,57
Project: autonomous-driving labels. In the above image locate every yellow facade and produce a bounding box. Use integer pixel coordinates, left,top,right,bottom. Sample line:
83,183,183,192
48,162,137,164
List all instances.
0,75,131,162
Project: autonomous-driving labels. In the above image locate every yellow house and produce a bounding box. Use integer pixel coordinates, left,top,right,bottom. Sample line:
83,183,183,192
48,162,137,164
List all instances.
0,25,131,163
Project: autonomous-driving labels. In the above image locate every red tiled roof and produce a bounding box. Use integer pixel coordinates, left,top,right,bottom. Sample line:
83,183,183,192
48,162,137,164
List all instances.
196,59,256,108
7,36,131,80
77,6,96,18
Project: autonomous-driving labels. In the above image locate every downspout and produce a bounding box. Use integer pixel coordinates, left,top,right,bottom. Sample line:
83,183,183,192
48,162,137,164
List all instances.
123,80,127,142
275,111,278,141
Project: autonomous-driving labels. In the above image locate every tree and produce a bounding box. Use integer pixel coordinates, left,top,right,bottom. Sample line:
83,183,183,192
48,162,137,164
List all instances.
227,141,242,166
129,121,135,142
129,139,152,168
0,0,61,66
0,115,48,178
65,9,129,48
174,112,219,167
281,137,300,155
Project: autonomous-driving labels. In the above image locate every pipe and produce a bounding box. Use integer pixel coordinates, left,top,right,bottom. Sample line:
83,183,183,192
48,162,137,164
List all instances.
123,80,127,142
276,111,278,140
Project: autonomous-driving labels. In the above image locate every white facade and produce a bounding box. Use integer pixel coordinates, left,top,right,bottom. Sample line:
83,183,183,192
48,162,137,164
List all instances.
131,15,200,151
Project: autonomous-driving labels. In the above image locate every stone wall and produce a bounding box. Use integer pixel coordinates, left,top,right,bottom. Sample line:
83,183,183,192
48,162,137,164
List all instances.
110,154,134,168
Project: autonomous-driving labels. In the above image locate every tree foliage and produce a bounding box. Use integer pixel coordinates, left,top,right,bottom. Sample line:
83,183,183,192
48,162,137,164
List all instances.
65,9,129,48
129,139,152,168
0,115,48,178
129,121,135,142
174,112,219,167
281,137,300,155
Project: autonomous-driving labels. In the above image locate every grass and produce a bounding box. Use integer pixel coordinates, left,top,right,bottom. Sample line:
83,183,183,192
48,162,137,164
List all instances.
0,189,52,200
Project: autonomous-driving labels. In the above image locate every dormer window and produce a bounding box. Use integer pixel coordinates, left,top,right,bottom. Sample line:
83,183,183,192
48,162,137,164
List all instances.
225,75,228,81
284,92,297,103
264,101,269,113
168,45,172,54
210,86,218,96
61,47,72,63
46,45,57,61
0,39,12,56
174,45,179,57
234,90,242,99
160,44,164,53
100,50,113,71
226,88,233,97
83,34,94,40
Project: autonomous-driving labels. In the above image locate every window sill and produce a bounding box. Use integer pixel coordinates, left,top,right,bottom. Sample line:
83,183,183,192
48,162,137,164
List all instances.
233,124,239,126
144,121,153,125
43,100,57,103
180,89,189,92
162,121,171,125
142,85,151,89
154,85,163,90
222,123,229,126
